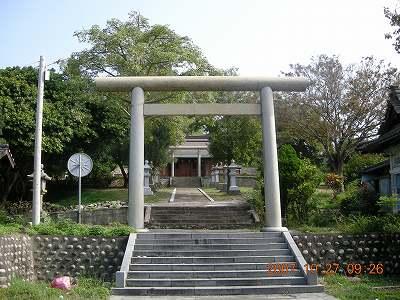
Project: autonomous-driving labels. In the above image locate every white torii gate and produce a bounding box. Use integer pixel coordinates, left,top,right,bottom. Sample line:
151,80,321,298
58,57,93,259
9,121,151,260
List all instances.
95,76,309,232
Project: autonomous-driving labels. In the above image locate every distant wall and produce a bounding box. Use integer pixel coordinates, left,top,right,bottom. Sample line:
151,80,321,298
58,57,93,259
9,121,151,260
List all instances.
237,176,257,188
293,233,400,275
240,167,257,176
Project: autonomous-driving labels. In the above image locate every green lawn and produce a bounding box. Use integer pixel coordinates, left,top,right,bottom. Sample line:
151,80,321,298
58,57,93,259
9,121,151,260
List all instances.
48,188,173,207
324,274,400,299
201,187,254,201
0,277,110,300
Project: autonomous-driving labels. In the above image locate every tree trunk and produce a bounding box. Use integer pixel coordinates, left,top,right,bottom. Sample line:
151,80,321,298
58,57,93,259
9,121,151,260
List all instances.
335,161,345,193
118,162,128,188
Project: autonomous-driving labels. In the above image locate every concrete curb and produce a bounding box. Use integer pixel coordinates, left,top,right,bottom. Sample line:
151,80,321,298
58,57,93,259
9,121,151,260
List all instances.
283,231,318,285
116,233,137,288
144,206,151,224
169,188,177,203
197,188,215,202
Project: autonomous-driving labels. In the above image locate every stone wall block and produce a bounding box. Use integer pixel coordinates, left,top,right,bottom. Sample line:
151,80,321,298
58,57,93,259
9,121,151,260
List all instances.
294,233,400,275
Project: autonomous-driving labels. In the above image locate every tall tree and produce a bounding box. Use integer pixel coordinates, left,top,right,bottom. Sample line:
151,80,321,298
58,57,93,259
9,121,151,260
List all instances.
208,116,262,166
385,6,400,53
280,55,398,190
0,67,110,201
66,11,219,185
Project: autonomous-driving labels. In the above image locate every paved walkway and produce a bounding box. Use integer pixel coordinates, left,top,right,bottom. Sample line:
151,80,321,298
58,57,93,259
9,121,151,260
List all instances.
151,187,250,209
111,293,337,300
173,188,209,203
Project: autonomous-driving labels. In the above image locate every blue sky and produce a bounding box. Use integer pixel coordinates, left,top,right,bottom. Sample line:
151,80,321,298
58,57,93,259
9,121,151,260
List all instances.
1,0,400,76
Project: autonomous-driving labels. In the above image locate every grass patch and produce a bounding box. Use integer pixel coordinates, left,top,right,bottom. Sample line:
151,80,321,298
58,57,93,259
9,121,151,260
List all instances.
49,188,128,207
201,187,254,201
0,223,23,235
324,274,400,299
292,225,340,234
144,188,173,203
338,215,400,234
49,188,172,207
25,219,134,237
0,277,110,300
311,189,337,209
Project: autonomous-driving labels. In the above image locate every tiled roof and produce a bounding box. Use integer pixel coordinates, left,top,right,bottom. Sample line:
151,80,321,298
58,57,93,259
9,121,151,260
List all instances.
358,86,400,153
0,144,16,168
361,159,390,174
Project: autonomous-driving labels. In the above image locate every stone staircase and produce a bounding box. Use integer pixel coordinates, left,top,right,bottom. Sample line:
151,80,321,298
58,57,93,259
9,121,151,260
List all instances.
148,203,255,229
113,231,324,296
172,177,201,187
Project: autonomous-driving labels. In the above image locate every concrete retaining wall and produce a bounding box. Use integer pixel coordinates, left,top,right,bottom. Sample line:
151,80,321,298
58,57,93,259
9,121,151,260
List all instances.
293,233,400,275
51,207,129,225
0,234,128,286
0,235,35,287
33,235,127,281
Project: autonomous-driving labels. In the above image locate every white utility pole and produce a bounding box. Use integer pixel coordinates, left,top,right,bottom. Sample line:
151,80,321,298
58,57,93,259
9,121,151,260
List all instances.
32,56,46,225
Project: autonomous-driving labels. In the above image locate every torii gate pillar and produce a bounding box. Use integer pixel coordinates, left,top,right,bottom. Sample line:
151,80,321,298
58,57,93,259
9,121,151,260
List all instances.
128,87,144,228
260,87,285,231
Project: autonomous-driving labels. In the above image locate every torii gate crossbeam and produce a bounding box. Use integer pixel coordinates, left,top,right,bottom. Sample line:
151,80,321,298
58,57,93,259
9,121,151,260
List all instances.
96,76,310,232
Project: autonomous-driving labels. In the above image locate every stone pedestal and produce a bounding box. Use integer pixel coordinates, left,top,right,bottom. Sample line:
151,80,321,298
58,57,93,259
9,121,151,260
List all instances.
228,160,241,194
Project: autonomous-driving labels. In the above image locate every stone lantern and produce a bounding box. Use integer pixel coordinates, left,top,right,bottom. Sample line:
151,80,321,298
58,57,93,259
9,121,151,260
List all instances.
214,163,220,185
217,163,224,191
228,160,241,194
144,160,153,196
211,165,216,186
223,164,229,192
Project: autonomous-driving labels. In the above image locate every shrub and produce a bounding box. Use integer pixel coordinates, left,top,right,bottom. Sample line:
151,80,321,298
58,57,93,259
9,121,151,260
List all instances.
26,219,134,237
344,153,386,184
245,188,265,223
278,145,322,224
377,195,398,214
287,159,322,223
339,215,400,234
338,180,379,216
325,173,344,195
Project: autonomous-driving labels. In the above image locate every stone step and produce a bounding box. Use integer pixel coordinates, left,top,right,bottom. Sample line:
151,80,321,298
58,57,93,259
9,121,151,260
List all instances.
150,213,251,218
125,276,306,287
136,232,282,239
150,207,250,213
135,237,285,244
112,285,324,296
127,269,303,279
150,220,254,228
147,224,255,229
150,214,251,219
129,262,297,271
134,243,288,251
150,219,253,223
132,249,290,257
151,207,249,212
131,255,295,264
